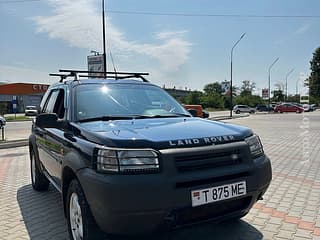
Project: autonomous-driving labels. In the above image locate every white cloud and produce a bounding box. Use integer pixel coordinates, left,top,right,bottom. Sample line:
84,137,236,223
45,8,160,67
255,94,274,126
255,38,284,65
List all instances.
274,23,311,46
0,65,51,84
33,0,191,72
294,24,310,35
156,31,188,40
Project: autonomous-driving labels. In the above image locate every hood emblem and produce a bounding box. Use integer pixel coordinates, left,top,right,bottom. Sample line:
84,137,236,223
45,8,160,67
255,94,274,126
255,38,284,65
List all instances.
169,135,235,147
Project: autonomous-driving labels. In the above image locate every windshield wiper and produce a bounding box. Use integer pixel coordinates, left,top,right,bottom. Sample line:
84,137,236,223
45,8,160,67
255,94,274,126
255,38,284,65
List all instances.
142,113,191,118
78,115,135,123
78,113,191,123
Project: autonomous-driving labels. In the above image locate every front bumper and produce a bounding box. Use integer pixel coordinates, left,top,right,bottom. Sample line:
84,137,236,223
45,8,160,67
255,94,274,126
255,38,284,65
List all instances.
25,112,37,116
77,152,272,235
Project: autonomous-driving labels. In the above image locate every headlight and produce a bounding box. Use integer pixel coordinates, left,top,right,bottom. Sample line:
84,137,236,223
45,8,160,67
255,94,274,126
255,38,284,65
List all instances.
96,147,159,174
245,134,264,158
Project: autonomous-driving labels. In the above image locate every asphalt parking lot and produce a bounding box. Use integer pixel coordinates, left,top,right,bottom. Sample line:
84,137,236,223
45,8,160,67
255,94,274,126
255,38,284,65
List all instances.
0,112,320,240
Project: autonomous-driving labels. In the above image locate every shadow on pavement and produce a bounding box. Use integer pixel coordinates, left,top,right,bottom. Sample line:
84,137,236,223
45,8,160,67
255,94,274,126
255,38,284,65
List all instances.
18,184,263,240
132,220,263,240
17,184,69,240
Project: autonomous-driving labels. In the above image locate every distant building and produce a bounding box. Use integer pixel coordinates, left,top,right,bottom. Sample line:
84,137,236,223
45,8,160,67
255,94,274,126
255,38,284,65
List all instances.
0,83,49,113
164,88,190,102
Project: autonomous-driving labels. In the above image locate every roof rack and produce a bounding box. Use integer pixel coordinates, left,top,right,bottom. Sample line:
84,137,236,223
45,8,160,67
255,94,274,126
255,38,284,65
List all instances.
49,72,78,82
49,69,150,82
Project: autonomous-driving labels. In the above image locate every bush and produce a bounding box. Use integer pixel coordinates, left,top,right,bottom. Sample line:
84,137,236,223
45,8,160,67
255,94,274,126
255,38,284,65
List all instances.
201,93,225,109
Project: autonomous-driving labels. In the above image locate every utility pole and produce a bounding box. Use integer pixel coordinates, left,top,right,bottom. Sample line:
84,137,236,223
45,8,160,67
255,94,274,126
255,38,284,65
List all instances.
230,33,246,118
268,57,279,111
102,0,107,78
285,68,294,101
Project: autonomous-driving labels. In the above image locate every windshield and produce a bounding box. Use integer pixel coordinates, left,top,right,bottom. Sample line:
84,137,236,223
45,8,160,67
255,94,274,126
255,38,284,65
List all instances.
26,106,37,110
74,83,189,121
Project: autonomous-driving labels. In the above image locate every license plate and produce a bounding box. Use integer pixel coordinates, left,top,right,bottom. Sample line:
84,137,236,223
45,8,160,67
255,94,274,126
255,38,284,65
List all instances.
191,181,246,207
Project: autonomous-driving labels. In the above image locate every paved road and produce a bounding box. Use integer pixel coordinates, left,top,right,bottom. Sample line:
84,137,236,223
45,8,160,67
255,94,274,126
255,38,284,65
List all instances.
1,121,32,141
1,112,320,239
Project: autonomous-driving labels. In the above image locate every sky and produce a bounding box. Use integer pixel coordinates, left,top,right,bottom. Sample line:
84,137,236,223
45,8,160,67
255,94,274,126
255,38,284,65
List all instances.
0,0,319,96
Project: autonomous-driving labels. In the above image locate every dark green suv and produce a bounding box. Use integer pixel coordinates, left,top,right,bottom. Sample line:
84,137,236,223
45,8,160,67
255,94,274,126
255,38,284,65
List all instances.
29,71,272,240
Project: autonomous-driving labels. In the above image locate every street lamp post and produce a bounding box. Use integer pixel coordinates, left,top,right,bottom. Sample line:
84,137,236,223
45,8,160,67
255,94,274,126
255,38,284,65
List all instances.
296,79,300,96
102,0,107,78
230,33,246,118
268,57,279,111
285,68,294,101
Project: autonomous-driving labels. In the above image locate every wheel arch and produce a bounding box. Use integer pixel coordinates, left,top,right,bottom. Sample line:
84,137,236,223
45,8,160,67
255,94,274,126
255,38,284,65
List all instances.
61,150,91,217
62,166,78,217
29,134,39,161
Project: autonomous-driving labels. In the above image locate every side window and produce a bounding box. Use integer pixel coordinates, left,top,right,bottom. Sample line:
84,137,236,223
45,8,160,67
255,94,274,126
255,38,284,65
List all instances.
43,89,65,119
43,90,59,113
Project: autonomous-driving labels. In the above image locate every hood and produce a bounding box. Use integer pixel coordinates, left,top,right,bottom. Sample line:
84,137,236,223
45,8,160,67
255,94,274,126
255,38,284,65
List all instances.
75,117,252,149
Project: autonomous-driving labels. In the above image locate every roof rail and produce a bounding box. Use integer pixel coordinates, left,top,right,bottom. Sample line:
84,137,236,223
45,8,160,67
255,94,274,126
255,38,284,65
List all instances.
58,69,150,82
49,72,78,82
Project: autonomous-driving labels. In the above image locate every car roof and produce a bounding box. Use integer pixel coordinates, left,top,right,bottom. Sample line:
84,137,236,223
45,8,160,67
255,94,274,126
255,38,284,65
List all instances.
51,78,156,88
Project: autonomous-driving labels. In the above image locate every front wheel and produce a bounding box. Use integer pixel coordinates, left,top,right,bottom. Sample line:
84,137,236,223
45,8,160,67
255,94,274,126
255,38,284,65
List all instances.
235,110,240,114
67,179,104,240
30,149,49,191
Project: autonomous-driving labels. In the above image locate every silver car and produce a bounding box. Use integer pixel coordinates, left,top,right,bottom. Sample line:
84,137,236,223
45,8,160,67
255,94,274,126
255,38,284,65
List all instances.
25,105,38,116
233,105,255,114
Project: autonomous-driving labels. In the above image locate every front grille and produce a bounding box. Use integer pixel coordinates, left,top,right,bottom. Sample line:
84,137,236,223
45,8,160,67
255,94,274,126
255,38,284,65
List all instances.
175,149,242,172
173,196,251,226
175,172,250,188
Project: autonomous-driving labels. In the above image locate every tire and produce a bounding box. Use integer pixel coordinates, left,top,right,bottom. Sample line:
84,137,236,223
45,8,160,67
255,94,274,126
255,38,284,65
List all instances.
30,149,49,191
236,110,240,114
67,179,104,240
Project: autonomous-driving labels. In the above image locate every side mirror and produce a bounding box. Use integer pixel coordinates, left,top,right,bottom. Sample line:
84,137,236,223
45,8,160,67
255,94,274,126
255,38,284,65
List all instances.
35,113,58,128
202,110,209,118
187,109,198,117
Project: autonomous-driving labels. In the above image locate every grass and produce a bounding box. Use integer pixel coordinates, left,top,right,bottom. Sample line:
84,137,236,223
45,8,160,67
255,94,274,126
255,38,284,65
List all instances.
4,116,32,121
204,108,227,112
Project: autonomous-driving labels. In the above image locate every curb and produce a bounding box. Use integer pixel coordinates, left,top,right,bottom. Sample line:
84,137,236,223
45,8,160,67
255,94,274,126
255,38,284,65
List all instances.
0,139,28,149
209,114,250,121
6,119,33,122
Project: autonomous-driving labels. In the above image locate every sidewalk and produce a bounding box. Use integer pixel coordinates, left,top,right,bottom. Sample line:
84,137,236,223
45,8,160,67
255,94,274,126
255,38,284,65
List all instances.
0,121,32,149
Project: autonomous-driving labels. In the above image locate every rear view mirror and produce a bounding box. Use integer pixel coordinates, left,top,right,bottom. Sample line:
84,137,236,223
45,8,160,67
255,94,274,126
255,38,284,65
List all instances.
35,113,58,128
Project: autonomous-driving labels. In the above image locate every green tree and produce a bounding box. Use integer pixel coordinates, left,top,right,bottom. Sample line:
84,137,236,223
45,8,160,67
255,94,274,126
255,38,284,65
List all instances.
185,91,203,105
203,82,222,95
272,90,285,102
0,102,6,115
201,93,224,109
306,47,320,103
240,80,256,96
287,94,300,103
234,95,263,107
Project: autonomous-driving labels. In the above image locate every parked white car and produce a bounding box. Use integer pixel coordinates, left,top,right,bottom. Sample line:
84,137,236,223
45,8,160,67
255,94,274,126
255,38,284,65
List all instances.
25,106,38,116
233,105,255,114
303,104,313,112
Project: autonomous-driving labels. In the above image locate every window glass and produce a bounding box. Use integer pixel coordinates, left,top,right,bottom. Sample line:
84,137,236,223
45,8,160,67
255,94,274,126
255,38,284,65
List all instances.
74,83,188,121
43,90,59,113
